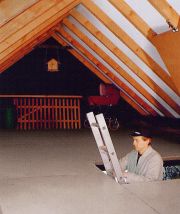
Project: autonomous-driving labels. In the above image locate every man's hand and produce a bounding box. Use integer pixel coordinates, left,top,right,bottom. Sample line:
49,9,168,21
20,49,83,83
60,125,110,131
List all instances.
99,145,108,152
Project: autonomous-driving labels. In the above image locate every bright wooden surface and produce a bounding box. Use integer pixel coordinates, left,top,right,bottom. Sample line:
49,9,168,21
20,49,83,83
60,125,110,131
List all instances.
0,0,80,73
148,0,180,29
109,0,156,40
152,29,180,96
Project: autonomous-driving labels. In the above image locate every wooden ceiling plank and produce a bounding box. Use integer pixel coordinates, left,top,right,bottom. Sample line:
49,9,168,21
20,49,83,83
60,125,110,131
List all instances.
63,18,173,117
0,0,56,43
0,0,41,28
56,27,157,116
81,0,177,93
148,0,180,29
0,0,80,54
108,0,156,40
52,32,110,84
70,9,180,114
0,1,80,67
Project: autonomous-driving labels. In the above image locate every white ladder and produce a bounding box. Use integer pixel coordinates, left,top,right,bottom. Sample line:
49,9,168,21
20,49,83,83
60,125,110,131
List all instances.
87,112,123,183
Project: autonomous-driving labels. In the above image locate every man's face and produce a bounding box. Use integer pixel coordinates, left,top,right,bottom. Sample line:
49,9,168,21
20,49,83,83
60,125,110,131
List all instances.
132,136,150,153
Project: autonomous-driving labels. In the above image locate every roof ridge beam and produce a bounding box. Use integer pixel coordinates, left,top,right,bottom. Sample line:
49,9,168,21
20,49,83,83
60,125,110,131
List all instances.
70,9,180,114
81,0,178,94
108,0,156,40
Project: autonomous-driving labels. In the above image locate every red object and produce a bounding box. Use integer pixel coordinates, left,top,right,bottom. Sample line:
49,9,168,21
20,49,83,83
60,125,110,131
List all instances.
88,84,120,106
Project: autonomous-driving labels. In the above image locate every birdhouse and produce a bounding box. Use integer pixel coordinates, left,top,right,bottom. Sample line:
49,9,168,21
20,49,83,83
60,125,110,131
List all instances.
47,58,60,72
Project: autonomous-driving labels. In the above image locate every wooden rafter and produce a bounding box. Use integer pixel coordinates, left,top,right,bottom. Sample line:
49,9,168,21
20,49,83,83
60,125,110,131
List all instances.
81,0,177,93
148,0,180,29
54,28,112,80
52,32,110,84
0,0,80,72
63,18,173,117
70,9,180,114
0,31,52,73
56,27,157,116
108,0,156,40
119,92,149,116
0,0,40,28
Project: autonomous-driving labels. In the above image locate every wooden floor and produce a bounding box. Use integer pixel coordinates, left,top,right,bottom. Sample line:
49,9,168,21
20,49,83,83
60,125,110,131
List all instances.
0,128,180,214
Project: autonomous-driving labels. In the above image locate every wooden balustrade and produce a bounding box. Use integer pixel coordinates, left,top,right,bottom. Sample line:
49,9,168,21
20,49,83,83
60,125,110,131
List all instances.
0,95,82,130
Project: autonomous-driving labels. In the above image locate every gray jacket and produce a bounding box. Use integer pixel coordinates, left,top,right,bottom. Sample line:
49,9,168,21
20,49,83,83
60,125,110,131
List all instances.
119,146,163,183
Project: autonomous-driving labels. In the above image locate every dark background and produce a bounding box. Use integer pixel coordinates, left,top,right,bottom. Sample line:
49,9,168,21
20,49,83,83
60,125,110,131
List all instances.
0,38,137,118
0,38,101,96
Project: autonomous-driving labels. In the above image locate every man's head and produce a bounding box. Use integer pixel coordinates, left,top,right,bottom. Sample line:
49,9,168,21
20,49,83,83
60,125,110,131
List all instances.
130,129,152,154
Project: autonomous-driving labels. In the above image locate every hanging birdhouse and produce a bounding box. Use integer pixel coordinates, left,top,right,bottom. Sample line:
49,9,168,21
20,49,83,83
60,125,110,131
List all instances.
47,58,60,72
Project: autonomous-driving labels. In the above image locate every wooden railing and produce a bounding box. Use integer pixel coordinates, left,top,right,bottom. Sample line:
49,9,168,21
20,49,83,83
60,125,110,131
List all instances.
0,95,82,130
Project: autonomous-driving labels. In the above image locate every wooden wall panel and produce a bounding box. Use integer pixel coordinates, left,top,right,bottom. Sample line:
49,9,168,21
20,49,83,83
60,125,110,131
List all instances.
152,29,180,95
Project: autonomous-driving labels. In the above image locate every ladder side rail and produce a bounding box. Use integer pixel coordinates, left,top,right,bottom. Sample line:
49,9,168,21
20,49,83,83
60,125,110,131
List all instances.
87,112,113,175
96,113,123,183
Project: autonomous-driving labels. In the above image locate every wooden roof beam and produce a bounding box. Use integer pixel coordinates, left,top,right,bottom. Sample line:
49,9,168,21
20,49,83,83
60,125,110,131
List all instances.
81,0,177,93
148,0,180,30
70,9,180,114
119,92,149,116
62,18,173,117
52,32,110,84
0,0,80,72
108,0,156,40
0,0,67,44
0,0,41,28
55,28,154,116
0,32,51,73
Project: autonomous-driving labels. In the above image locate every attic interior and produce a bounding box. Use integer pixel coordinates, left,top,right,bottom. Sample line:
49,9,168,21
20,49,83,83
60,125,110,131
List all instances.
0,1,180,214
0,0,180,134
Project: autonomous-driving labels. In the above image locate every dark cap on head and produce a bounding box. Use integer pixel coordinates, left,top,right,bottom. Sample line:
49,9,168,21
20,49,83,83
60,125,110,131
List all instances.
130,129,152,138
